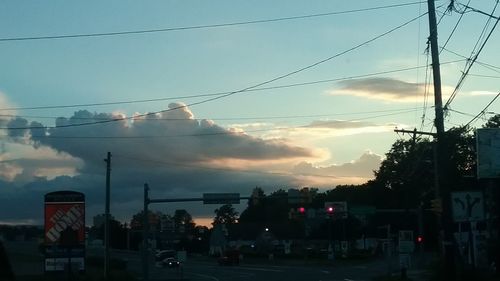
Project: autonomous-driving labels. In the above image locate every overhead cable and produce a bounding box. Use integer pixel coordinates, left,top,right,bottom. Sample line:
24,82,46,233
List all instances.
0,2,425,42
465,92,500,127
0,12,428,131
443,3,500,109
0,59,464,112
11,108,421,139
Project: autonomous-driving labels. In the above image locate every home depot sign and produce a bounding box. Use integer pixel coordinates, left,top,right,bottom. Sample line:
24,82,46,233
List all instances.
44,191,85,272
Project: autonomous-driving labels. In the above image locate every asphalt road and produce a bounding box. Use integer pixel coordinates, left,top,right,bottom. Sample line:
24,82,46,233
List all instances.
147,257,398,281
4,241,410,281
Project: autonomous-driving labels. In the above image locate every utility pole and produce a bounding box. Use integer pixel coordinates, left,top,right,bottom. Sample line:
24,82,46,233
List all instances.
427,0,457,279
104,152,111,280
142,184,150,281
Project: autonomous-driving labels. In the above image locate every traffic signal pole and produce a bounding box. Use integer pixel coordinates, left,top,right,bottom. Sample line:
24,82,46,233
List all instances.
142,184,150,281
104,152,111,280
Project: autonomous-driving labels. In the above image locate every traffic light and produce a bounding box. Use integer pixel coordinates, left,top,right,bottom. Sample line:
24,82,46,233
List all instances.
416,235,424,243
325,203,335,215
298,207,306,214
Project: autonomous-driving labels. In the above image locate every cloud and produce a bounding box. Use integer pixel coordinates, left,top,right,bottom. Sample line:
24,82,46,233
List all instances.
330,77,453,102
0,142,82,184
0,103,327,223
0,103,387,224
26,103,316,167
292,151,382,179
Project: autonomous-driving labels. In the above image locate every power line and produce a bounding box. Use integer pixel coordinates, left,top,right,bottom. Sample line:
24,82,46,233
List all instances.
16,108,420,139
443,2,500,110
441,47,500,74
468,74,500,79
447,108,477,117
440,0,472,54
459,2,500,20
0,2,425,42
0,107,424,122
0,12,428,131
465,92,500,127
0,59,464,113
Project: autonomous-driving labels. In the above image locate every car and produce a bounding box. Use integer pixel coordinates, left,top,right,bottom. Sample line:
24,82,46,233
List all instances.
162,257,181,268
155,250,176,261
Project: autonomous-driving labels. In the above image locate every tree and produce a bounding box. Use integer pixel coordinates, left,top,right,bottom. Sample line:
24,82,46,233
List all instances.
371,137,435,208
212,204,239,226
129,210,161,230
483,114,500,128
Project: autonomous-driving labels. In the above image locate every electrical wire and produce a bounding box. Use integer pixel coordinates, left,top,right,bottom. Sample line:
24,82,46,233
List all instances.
0,12,428,131
0,2,425,42
447,108,477,117
465,92,500,127
441,47,500,74
440,0,472,53
420,47,432,131
468,74,500,79
14,108,421,139
443,2,500,110
0,59,464,113
0,107,424,122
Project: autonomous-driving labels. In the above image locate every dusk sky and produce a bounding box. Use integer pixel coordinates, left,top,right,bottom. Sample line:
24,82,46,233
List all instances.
0,0,499,226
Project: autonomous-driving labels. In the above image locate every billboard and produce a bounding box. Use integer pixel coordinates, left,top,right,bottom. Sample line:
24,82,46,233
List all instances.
44,191,85,272
476,128,500,179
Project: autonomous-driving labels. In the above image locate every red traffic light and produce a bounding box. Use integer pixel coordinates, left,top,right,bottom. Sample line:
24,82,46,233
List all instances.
326,206,334,213
416,236,423,243
298,207,306,213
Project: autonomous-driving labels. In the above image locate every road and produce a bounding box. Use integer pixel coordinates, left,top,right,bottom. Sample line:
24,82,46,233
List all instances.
4,241,413,281
145,257,399,281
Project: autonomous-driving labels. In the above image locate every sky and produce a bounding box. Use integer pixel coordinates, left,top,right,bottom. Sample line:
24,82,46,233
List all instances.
0,0,499,227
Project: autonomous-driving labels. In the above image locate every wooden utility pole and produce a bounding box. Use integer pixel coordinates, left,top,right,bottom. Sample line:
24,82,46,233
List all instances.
142,184,150,281
104,152,111,280
427,0,457,279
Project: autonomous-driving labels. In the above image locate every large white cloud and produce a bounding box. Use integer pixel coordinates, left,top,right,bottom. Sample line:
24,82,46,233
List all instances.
0,103,325,223
0,103,387,224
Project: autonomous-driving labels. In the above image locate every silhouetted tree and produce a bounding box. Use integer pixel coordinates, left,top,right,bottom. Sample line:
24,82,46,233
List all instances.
212,204,239,226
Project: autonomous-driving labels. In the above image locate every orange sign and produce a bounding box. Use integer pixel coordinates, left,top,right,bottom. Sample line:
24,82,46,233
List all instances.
44,191,85,245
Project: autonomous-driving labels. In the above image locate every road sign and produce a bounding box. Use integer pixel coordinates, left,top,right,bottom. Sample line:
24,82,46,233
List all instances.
203,193,240,204
476,128,500,179
451,192,485,222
